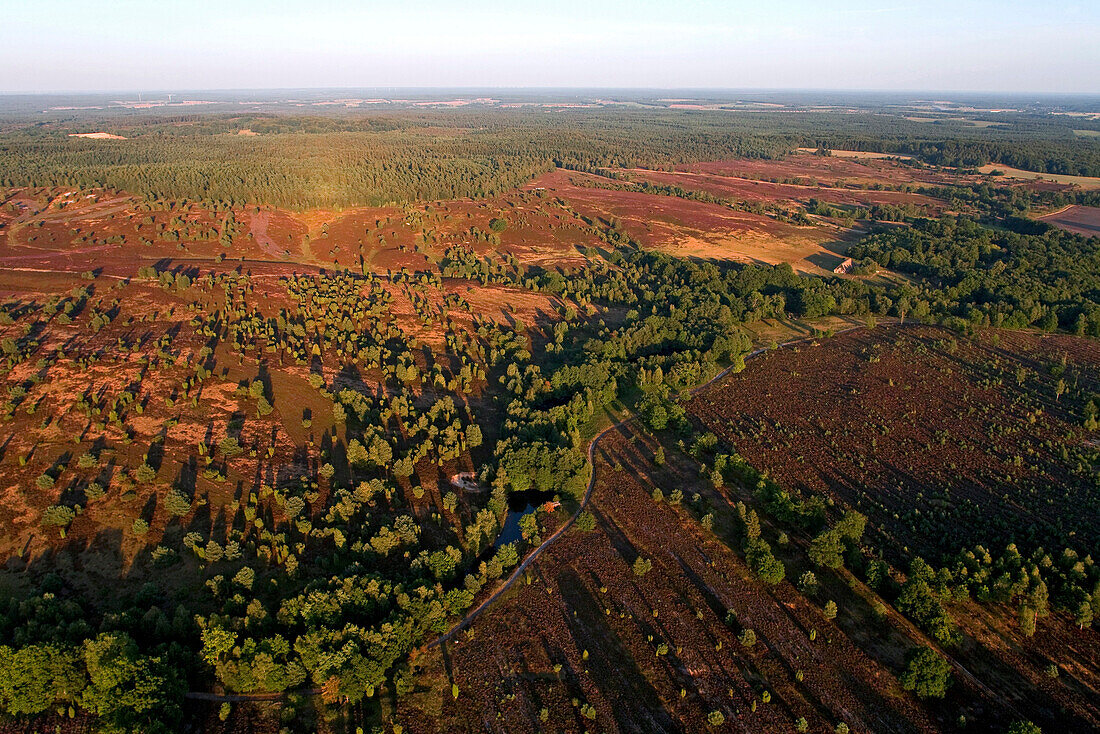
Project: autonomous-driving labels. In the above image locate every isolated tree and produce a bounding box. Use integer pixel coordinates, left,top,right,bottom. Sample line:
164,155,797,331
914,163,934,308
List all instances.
1075,601,1093,629
165,488,192,517
1018,604,1038,637
576,511,596,532
809,529,845,569
899,647,952,699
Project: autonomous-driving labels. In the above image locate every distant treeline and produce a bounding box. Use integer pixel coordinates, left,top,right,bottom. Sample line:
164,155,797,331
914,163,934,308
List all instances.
2,109,1098,207
809,136,1100,177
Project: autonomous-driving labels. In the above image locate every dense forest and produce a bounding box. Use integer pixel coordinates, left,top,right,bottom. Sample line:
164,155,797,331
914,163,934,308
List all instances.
1,107,1098,207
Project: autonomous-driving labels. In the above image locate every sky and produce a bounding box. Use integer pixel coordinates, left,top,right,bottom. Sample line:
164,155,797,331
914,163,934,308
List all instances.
3,0,1098,94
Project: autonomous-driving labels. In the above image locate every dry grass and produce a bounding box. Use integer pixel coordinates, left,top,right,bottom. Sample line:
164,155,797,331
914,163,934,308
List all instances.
979,165,1100,190
795,148,913,160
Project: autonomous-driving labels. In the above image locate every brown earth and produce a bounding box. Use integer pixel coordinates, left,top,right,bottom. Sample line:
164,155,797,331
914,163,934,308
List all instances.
687,325,1100,561
1038,205,1100,237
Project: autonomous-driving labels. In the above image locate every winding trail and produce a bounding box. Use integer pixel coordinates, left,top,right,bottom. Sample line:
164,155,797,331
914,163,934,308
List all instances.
422,319,1023,721
184,322,868,700
427,324,868,648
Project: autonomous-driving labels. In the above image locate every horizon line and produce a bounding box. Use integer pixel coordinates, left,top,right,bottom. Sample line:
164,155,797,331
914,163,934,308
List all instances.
2,86,1099,98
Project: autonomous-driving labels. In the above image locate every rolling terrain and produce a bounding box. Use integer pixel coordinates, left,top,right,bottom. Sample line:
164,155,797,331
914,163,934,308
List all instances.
0,103,1097,734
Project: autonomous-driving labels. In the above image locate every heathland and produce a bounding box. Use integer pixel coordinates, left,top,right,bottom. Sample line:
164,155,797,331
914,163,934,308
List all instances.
0,94,1098,733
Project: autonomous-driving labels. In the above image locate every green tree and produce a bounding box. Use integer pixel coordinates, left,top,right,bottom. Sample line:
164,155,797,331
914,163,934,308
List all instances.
466,423,483,448
81,633,182,731
899,647,952,699
165,488,192,517
1075,601,1094,629
809,529,844,569
0,644,85,716
134,463,157,483
576,511,596,532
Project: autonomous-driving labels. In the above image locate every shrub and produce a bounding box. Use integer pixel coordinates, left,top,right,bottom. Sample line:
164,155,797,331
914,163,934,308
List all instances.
233,567,255,590
42,505,75,527
133,463,157,483
164,489,192,517
575,511,596,532
284,496,305,519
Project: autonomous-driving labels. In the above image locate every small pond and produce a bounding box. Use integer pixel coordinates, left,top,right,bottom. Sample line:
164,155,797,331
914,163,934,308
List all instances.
495,489,557,547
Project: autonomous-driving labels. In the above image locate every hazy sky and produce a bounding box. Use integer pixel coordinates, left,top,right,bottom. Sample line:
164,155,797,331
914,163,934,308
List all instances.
4,0,1098,93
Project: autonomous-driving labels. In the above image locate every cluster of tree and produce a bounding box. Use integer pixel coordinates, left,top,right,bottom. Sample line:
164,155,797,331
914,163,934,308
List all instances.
807,134,1100,177
848,215,1100,336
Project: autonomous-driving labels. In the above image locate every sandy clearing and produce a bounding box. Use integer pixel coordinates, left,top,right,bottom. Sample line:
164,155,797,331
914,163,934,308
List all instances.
979,165,1100,190
68,132,127,140
249,210,285,257
796,148,913,160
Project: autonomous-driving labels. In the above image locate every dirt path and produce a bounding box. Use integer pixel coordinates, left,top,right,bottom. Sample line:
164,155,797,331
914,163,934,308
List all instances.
0,243,119,262
1039,204,1076,219
249,210,286,258
427,324,870,648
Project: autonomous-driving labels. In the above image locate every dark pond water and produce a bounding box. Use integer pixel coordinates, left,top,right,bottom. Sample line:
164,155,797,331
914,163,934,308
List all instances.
495,489,557,547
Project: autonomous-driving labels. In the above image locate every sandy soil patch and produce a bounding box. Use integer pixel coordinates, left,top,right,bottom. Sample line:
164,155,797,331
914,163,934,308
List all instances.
68,132,127,140
796,148,913,160
980,165,1100,190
